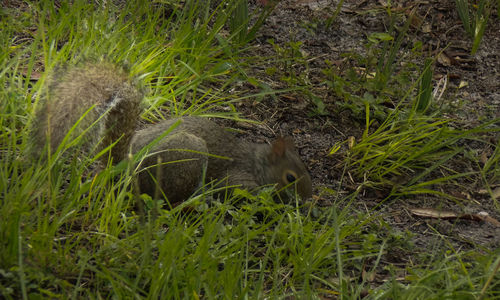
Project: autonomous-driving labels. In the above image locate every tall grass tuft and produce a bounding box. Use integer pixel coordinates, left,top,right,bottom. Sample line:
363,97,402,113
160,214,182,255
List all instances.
455,0,493,54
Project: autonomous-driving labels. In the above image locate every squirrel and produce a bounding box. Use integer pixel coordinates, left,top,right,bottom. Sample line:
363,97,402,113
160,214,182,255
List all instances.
29,62,312,204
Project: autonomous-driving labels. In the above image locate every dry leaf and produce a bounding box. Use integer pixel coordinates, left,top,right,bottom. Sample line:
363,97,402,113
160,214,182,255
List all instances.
493,187,500,200
410,208,458,218
362,269,376,282
298,0,329,11
476,212,500,227
410,208,500,227
480,151,489,164
422,23,432,33
437,52,452,66
348,136,355,149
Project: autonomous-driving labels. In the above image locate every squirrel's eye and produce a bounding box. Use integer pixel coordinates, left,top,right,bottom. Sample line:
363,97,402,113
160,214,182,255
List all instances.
285,172,297,183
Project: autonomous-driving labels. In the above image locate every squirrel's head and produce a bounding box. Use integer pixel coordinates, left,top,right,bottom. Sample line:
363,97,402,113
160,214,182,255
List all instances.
265,137,312,201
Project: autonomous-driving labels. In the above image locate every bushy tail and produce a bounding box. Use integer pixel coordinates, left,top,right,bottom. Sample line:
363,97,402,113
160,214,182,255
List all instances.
28,62,143,165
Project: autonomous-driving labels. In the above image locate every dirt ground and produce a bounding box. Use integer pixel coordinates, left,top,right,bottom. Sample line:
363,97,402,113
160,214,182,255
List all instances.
224,0,500,280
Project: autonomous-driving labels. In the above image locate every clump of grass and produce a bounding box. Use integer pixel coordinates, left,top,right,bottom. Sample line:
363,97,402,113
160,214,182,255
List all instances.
455,0,494,55
328,43,499,199
341,106,499,198
323,14,417,121
323,8,499,200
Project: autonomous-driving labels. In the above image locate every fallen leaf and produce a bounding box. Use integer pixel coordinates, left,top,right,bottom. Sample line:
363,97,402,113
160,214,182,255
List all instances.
437,52,452,66
298,0,330,11
348,136,355,149
410,208,458,218
422,23,432,33
410,208,500,227
493,187,500,200
476,211,500,227
480,151,489,164
458,81,468,89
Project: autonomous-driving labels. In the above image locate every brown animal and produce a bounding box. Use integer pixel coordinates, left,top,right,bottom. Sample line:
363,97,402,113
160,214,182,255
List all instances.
29,62,312,204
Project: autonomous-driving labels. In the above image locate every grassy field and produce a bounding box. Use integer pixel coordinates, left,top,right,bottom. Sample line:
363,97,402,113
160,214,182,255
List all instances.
1,0,499,298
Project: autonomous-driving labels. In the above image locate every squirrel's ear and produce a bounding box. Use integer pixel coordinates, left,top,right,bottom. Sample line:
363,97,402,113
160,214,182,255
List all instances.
271,137,295,157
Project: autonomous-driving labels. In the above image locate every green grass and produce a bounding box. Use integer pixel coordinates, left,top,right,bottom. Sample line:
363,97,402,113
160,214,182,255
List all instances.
455,0,494,55
1,0,499,298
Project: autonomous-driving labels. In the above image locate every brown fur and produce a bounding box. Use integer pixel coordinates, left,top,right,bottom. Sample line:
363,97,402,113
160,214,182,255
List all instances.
29,62,142,163
29,63,312,203
131,117,312,201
